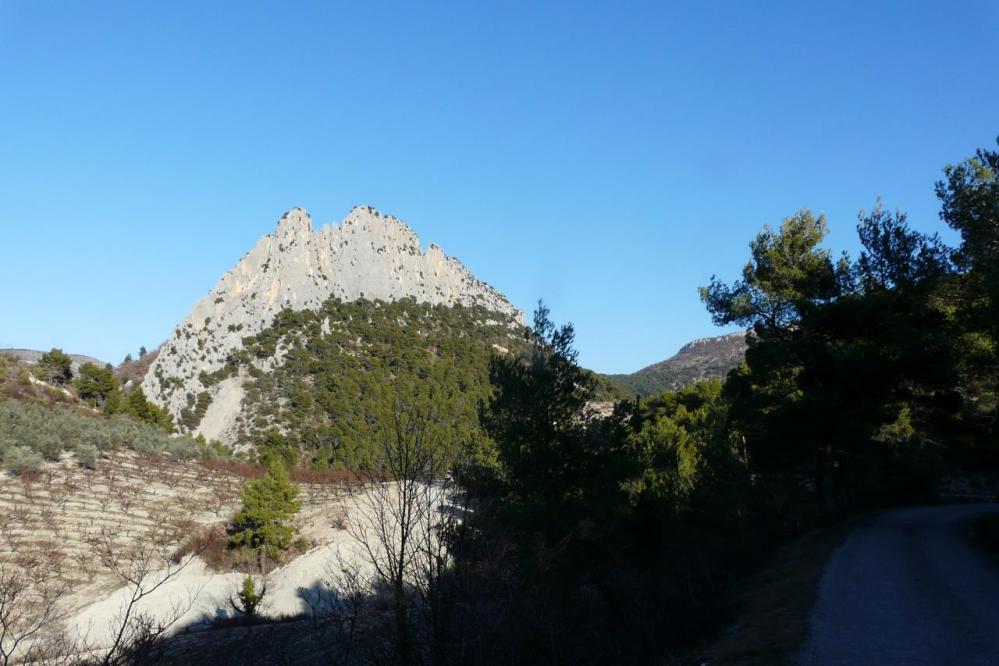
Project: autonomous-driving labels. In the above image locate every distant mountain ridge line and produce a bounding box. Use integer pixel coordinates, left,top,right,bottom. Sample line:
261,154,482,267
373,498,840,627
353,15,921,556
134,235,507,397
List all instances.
603,331,747,397
0,348,108,375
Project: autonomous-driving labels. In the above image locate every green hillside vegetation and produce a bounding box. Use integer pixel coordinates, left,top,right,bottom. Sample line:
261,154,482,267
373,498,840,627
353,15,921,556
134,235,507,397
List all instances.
37,348,73,386
0,354,224,474
0,353,82,410
204,297,531,468
229,460,303,560
74,360,175,431
0,399,213,475
1,350,175,432
603,332,747,397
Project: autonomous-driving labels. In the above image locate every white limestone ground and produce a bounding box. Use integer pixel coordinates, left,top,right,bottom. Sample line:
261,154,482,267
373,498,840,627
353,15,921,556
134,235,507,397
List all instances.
195,373,246,447
65,481,447,650
0,453,443,658
142,205,521,443
67,493,357,647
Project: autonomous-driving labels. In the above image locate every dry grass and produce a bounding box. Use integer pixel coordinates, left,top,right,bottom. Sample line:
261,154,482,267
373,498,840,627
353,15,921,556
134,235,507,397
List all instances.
676,520,854,666
169,522,311,573
198,457,381,484
115,348,159,385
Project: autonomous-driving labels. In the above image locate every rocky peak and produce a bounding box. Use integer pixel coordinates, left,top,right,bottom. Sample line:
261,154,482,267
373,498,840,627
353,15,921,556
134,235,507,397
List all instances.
273,207,313,242
142,205,521,438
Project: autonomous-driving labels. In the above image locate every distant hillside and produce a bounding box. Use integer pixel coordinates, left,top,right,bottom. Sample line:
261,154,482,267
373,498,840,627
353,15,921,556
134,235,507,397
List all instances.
0,354,212,473
604,331,747,397
0,348,107,376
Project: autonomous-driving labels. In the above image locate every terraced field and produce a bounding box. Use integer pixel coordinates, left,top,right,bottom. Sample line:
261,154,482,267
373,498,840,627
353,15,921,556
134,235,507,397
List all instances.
0,452,346,662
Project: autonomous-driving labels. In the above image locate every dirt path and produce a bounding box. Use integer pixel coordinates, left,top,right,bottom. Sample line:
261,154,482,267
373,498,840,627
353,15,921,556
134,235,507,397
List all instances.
800,504,999,665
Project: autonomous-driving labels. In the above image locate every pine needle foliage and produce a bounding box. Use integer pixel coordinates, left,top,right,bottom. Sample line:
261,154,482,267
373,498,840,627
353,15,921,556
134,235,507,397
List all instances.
229,461,302,560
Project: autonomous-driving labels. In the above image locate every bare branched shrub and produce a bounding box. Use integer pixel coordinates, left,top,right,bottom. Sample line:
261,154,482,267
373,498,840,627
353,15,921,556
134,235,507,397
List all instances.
83,517,213,666
0,552,70,666
304,548,371,665
342,402,461,663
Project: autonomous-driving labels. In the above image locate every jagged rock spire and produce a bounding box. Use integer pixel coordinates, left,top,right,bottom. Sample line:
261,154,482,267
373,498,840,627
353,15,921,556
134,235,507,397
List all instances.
142,205,519,433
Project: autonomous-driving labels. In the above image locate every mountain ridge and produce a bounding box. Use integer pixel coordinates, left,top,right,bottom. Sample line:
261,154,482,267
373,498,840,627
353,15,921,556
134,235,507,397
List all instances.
142,205,522,441
604,331,747,397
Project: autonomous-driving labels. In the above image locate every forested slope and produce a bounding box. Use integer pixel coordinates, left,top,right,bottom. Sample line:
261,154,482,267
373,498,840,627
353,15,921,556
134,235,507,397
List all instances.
604,331,747,397
201,297,529,468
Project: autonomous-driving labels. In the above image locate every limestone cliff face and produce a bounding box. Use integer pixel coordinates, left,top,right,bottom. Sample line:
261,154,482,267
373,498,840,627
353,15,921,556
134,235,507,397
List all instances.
142,205,520,438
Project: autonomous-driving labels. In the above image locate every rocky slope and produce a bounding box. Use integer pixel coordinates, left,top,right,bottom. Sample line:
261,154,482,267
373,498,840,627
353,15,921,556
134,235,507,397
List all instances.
142,206,521,443
604,331,747,397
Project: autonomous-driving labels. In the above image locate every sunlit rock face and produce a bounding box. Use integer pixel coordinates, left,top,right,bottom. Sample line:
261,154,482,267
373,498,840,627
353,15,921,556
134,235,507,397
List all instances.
143,205,519,440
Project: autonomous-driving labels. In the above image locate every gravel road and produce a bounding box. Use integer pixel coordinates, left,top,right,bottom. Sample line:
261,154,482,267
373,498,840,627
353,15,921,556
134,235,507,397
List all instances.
800,503,999,665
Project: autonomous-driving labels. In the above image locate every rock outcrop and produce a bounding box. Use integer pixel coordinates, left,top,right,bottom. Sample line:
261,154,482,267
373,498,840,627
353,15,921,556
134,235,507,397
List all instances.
142,205,520,440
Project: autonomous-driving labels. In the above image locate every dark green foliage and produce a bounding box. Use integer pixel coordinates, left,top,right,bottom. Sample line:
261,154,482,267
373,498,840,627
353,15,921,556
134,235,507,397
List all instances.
700,210,848,335
180,391,213,431
699,202,960,513
589,371,632,401
118,386,174,431
71,359,174,431
693,137,999,514
457,303,758,662
624,378,750,520
74,362,119,408
255,430,298,469
935,138,999,441
38,348,73,386
229,297,526,468
229,461,302,561
937,138,999,283
854,200,951,291
483,301,604,516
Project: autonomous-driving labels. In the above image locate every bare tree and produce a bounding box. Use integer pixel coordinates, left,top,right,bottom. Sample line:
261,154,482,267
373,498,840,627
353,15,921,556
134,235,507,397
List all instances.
343,402,458,663
0,551,69,666
84,517,212,666
302,547,372,665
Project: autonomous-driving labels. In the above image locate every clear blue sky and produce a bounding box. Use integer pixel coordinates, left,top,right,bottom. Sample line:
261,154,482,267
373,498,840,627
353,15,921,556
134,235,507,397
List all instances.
1,2,996,373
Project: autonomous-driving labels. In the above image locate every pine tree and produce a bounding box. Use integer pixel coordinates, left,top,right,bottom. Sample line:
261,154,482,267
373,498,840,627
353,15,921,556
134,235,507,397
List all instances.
229,575,267,618
38,348,73,386
74,362,119,408
229,461,302,560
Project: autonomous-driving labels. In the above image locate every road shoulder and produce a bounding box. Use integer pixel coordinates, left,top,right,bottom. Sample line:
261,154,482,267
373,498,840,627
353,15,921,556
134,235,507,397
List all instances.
677,519,855,665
